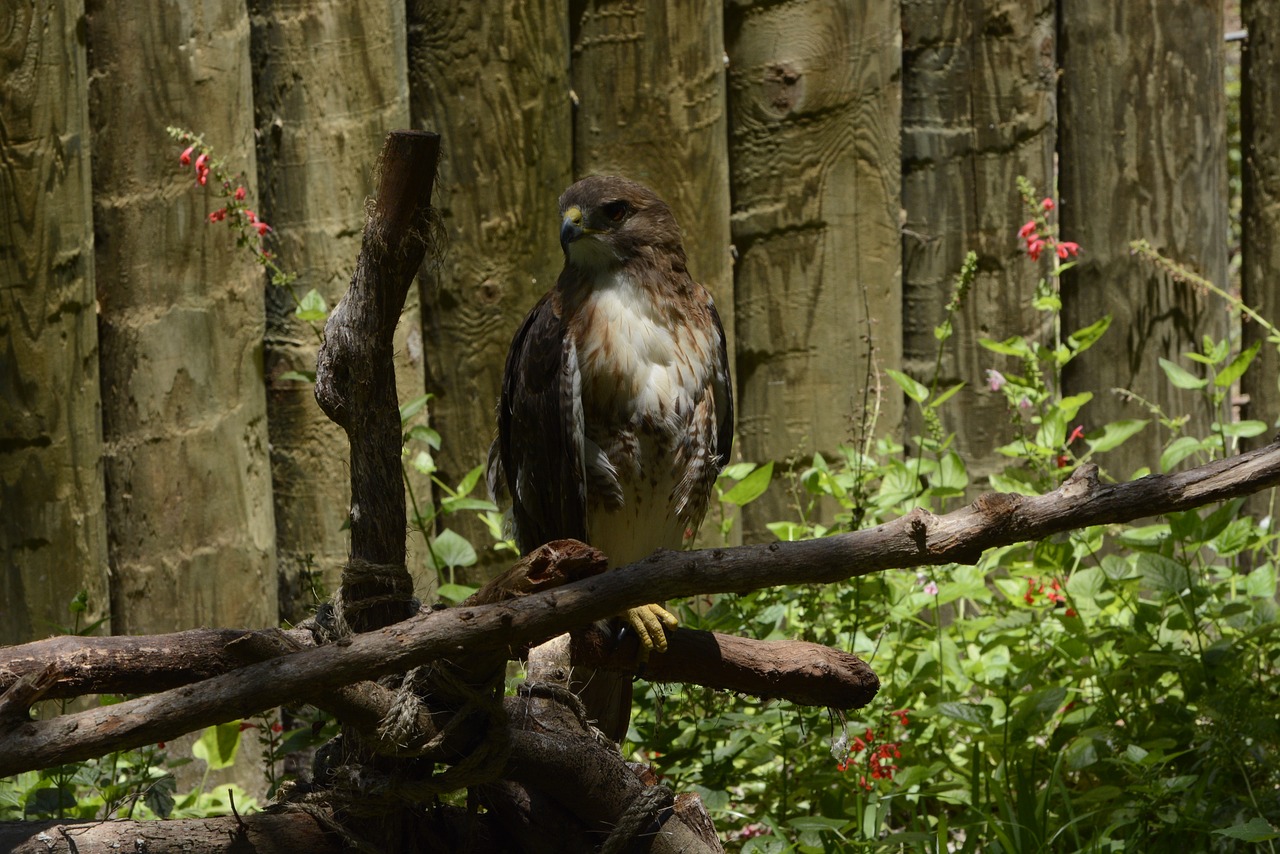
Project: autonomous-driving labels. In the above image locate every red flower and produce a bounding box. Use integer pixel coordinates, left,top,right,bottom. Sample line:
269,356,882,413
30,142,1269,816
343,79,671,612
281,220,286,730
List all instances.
1057,241,1080,258
208,208,226,223
1018,220,1038,239
234,186,246,201
1056,453,1070,468
245,210,257,223
1067,424,1085,444
179,146,194,166
1027,238,1045,262
1042,197,1055,211
892,708,911,727
271,722,283,733
252,220,272,236
1065,608,1077,617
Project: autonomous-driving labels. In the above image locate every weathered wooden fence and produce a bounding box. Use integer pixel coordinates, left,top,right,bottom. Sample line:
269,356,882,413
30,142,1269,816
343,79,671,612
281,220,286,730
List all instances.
3,0,1274,644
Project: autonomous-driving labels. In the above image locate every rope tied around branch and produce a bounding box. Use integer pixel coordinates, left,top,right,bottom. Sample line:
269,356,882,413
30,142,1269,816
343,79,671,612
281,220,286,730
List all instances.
600,783,676,854
333,558,417,633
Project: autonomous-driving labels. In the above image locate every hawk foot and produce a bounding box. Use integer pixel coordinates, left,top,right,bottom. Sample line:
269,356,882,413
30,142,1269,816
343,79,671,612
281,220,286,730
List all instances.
623,604,678,658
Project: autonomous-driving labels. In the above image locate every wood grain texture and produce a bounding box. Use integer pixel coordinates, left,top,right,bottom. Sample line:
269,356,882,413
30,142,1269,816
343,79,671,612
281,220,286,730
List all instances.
901,0,1056,486
571,0,734,353
1242,0,1280,439
407,0,573,579
85,0,277,634
0,0,111,644
249,0,426,619
726,0,903,534
1058,0,1227,478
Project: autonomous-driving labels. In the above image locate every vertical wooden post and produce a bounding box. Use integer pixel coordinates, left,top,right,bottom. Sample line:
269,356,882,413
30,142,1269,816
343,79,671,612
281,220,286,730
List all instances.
407,1,573,579
1242,0,1280,441
249,0,423,620
1058,0,1227,478
85,0,278,634
0,0,111,643
901,0,1056,488
726,0,903,534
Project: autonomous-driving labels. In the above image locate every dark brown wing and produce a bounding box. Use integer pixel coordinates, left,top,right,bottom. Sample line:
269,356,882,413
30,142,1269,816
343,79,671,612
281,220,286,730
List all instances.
493,291,586,554
710,300,734,468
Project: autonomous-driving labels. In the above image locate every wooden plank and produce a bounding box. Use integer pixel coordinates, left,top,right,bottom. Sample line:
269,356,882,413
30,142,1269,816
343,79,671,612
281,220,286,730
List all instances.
726,0,902,534
0,0,111,643
407,1,573,579
1058,0,1227,478
901,0,1056,489
249,0,425,618
86,0,277,634
571,0,734,353
1242,0,1280,440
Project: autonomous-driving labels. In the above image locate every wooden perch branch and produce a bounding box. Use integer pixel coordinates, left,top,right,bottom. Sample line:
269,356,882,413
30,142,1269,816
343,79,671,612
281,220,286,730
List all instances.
2,441,1276,776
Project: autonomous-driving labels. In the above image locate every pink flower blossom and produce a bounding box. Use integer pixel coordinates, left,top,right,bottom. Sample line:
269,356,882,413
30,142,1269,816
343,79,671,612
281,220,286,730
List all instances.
986,369,1006,392
252,220,272,236
1042,197,1055,211
179,146,194,166
1027,238,1045,262
1018,220,1038,239
923,581,938,596
1057,241,1080,259
234,186,246,201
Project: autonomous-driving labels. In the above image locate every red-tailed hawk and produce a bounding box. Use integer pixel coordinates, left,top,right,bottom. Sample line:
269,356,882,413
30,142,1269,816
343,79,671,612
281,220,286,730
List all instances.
490,175,733,740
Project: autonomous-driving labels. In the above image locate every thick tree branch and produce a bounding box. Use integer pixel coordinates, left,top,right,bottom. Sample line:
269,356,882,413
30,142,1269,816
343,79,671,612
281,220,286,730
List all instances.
1,442,1277,775
313,129,441,633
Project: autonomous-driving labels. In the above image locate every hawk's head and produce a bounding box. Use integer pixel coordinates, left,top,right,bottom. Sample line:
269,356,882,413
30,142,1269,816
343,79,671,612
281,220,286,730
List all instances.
557,176,686,275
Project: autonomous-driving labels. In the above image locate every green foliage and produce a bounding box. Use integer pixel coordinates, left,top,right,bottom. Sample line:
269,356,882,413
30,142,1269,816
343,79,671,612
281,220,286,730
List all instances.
628,186,1280,852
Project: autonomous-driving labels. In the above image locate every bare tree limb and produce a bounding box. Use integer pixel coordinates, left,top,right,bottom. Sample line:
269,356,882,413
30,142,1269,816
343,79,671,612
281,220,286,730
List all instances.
1,442,1277,775
313,129,442,633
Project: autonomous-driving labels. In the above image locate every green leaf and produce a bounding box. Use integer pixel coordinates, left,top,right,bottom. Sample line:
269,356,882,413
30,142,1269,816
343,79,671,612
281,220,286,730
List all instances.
1137,553,1190,594
429,528,477,570
192,721,243,771
399,393,433,423
1218,419,1268,438
436,583,478,605
144,775,177,819
1066,315,1112,355
766,521,806,541
936,702,992,727
1158,357,1208,390
1214,340,1262,387
406,424,441,450
1161,435,1206,471
456,464,485,497
1213,817,1280,842
1246,562,1276,598
441,496,498,514
294,288,329,322
886,369,929,403
1085,419,1148,454
720,462,757,481
276,370,315,384
928,381,966,409
979,336,1034,358
722,461,773,506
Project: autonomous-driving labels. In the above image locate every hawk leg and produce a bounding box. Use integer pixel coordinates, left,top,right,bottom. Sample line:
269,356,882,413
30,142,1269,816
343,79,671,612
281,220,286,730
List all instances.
623,603,679,657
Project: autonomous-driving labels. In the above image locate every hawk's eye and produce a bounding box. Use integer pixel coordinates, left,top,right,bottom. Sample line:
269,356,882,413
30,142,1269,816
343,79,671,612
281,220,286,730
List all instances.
602,200,630,223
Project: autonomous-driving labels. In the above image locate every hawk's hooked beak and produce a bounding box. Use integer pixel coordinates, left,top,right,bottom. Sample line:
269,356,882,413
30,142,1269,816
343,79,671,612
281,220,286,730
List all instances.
560,205,585,253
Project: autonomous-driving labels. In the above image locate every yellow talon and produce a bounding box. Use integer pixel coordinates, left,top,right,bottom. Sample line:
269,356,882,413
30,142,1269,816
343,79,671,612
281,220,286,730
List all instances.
624,604,678,657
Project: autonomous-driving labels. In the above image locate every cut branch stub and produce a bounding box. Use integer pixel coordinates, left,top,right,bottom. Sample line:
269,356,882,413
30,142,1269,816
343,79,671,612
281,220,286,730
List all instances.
314,129,441,634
